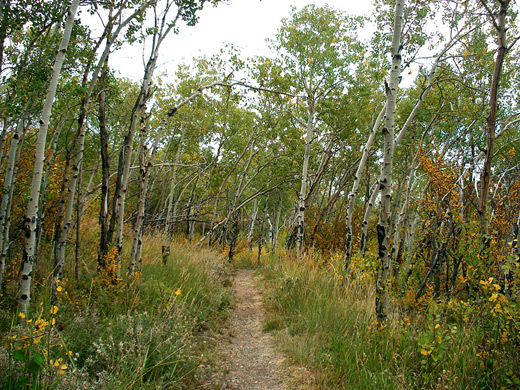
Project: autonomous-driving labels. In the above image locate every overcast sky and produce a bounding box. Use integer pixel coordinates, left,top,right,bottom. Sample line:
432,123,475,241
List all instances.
109,0,375,81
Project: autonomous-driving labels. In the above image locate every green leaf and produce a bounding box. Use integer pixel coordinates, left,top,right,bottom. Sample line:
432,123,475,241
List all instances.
16,376,30,388
28,356,43,375
12,349,26,362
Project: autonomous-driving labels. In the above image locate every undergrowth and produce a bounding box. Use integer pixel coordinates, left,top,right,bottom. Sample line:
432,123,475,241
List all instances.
0,229,232,389
248,248,519,390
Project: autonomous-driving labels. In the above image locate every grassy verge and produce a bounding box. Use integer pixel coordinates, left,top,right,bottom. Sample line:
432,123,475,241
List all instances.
1,233,231,389
253,249,518,390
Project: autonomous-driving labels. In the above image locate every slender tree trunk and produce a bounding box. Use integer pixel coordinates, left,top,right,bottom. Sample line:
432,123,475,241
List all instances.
296,100,315,259
248,199,258,250
359,181,379,257
209,134,254,245
478,0,511,237
392,153,418,277
257,200,268,265
53,3,149,284
273,194,282,250
0,116,26,290
166,125,186,235
113,55,157,277
0,118,8,163
128,118,149,276
267,211,274,250
19,0,79,318
375,0,404,328
98,64,110,268
111,4,178,277
34,116,66,265
345,105,385,273
129,101,180,276
74,159,82,281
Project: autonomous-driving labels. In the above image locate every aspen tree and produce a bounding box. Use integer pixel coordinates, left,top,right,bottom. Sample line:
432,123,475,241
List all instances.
0,115,26,290
375,0,404,327
112,2,181,277
52,1,151,298
19,0,80,318
478,0,514,237
344,105,385,273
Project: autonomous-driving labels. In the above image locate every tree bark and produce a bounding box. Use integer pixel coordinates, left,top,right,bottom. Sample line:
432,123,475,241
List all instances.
247,199,258,250
344,105,385,274
0,115,26,290
375,0,404,328
359,180,379,257
53,2,150,287
478,0,511,237
128,117,149,276
111,4,179,277
166,125,186,235
296,100,315,259
19,0,79,318
98,64,110,269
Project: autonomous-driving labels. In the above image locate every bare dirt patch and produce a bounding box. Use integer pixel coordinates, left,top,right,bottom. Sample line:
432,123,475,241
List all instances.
224,269,285,389
202,268,317,389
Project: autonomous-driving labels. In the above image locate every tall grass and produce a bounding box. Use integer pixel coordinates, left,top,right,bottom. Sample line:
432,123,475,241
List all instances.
0,226,231,389
254,249,515,389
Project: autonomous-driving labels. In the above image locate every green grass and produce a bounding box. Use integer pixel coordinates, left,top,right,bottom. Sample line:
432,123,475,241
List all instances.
254,249,518,390
0,232,232,389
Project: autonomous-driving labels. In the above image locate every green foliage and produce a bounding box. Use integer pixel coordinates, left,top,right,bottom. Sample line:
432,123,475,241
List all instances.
0,231,232,389
259,249,520,389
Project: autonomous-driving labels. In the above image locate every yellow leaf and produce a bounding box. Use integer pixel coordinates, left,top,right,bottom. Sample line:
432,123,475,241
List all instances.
420,348,431,355
175,288,181,296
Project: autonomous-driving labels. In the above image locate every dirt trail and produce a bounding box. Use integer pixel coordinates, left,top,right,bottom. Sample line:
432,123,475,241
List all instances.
225,269,285,389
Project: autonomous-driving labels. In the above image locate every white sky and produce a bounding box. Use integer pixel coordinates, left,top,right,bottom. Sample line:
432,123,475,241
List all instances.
109,0,374,81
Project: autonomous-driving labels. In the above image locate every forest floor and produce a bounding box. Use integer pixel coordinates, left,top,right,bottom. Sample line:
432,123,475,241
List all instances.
208,269,316,389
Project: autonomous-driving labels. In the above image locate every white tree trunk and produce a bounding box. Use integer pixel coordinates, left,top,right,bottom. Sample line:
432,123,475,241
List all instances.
166,125,186,233
344,105,385,273
128,109,168,276
296,101,315,259
52,2,150,292
113,5,178,276
19,0,79,318
114,53,158,276
128,119,149,276
273,194,283,249
0,116,26,290
247,199,258,250
359,180,379,257
392,153,418,274
375,0,404,327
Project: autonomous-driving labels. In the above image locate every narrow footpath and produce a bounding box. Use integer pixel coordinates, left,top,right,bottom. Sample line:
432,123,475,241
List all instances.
225,269,285,389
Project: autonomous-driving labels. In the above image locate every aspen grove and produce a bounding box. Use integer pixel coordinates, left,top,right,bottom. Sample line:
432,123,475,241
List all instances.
1,0,520,388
